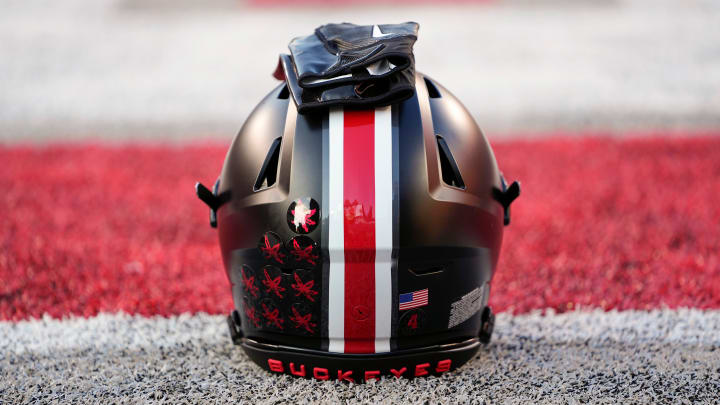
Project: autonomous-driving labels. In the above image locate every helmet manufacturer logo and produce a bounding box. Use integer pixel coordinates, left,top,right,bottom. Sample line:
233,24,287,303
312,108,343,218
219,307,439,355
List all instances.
352,305,370,321
287,197,319,234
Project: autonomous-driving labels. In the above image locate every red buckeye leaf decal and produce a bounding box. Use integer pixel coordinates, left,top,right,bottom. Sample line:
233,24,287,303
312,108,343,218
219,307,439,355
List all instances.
291,272,318,302
261,302,284,330
241,266,259,298
260,233,286,264
289,306,316,334
262,268,286,299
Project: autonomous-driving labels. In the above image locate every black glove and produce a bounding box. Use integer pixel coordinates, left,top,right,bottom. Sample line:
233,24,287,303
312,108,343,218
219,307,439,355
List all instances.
279,22,419,114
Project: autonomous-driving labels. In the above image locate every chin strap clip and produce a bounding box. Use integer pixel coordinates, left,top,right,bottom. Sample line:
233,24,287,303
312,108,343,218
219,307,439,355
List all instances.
227,310,243,345
479,306,495,344
195,179,231,228
492,176,521,226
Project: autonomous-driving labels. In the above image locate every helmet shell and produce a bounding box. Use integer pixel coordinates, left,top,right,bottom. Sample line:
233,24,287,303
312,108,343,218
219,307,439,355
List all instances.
215,73,505,376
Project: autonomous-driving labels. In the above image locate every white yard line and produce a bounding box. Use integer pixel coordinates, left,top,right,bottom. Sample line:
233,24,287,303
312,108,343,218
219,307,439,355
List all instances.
2,309,719,403
1,0,720,141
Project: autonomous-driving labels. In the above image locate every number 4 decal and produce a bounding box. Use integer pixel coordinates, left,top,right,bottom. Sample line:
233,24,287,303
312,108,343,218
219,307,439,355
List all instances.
407,313,418,330
399,309,424,336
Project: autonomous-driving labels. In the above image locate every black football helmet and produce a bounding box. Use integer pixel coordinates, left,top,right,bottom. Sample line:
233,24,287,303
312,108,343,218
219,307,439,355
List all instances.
196,73,519,382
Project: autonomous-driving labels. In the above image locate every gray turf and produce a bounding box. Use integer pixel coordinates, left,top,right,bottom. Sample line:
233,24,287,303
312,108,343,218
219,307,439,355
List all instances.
2,0,720,142
2,310,719,404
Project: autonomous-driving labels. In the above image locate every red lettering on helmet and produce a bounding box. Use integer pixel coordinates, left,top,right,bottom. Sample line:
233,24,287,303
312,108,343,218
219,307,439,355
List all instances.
415,363,430,377
337,370,354,382
364,370,380,381
436,359,452,373
268,359,283,373
313,367,329,380
390,367,407,378
289,362,306,377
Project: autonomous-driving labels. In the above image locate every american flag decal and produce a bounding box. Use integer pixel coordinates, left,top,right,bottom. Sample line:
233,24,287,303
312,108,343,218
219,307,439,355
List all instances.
399,289,429,311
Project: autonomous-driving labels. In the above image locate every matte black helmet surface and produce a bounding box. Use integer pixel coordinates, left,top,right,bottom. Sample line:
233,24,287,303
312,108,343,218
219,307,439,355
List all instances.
196,73,519,382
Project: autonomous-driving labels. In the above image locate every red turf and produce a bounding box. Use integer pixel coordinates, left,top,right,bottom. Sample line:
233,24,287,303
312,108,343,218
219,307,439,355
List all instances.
1,137,719,321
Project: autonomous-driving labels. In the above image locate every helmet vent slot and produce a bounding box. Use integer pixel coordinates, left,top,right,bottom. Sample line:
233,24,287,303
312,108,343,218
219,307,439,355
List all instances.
254,137,282,191
424,77,441,98
436,135,466,189
277,85,290,99
408,266,445,277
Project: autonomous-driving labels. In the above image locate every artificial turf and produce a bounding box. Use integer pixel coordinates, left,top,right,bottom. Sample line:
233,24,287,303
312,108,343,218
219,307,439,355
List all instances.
1,136,718,320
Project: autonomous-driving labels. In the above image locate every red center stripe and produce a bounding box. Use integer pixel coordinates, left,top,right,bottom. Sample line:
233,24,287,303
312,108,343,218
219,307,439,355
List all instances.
342,110,376,353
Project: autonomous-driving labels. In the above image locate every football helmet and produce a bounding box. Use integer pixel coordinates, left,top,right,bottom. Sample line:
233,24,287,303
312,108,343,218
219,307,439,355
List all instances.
197,73,519,381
